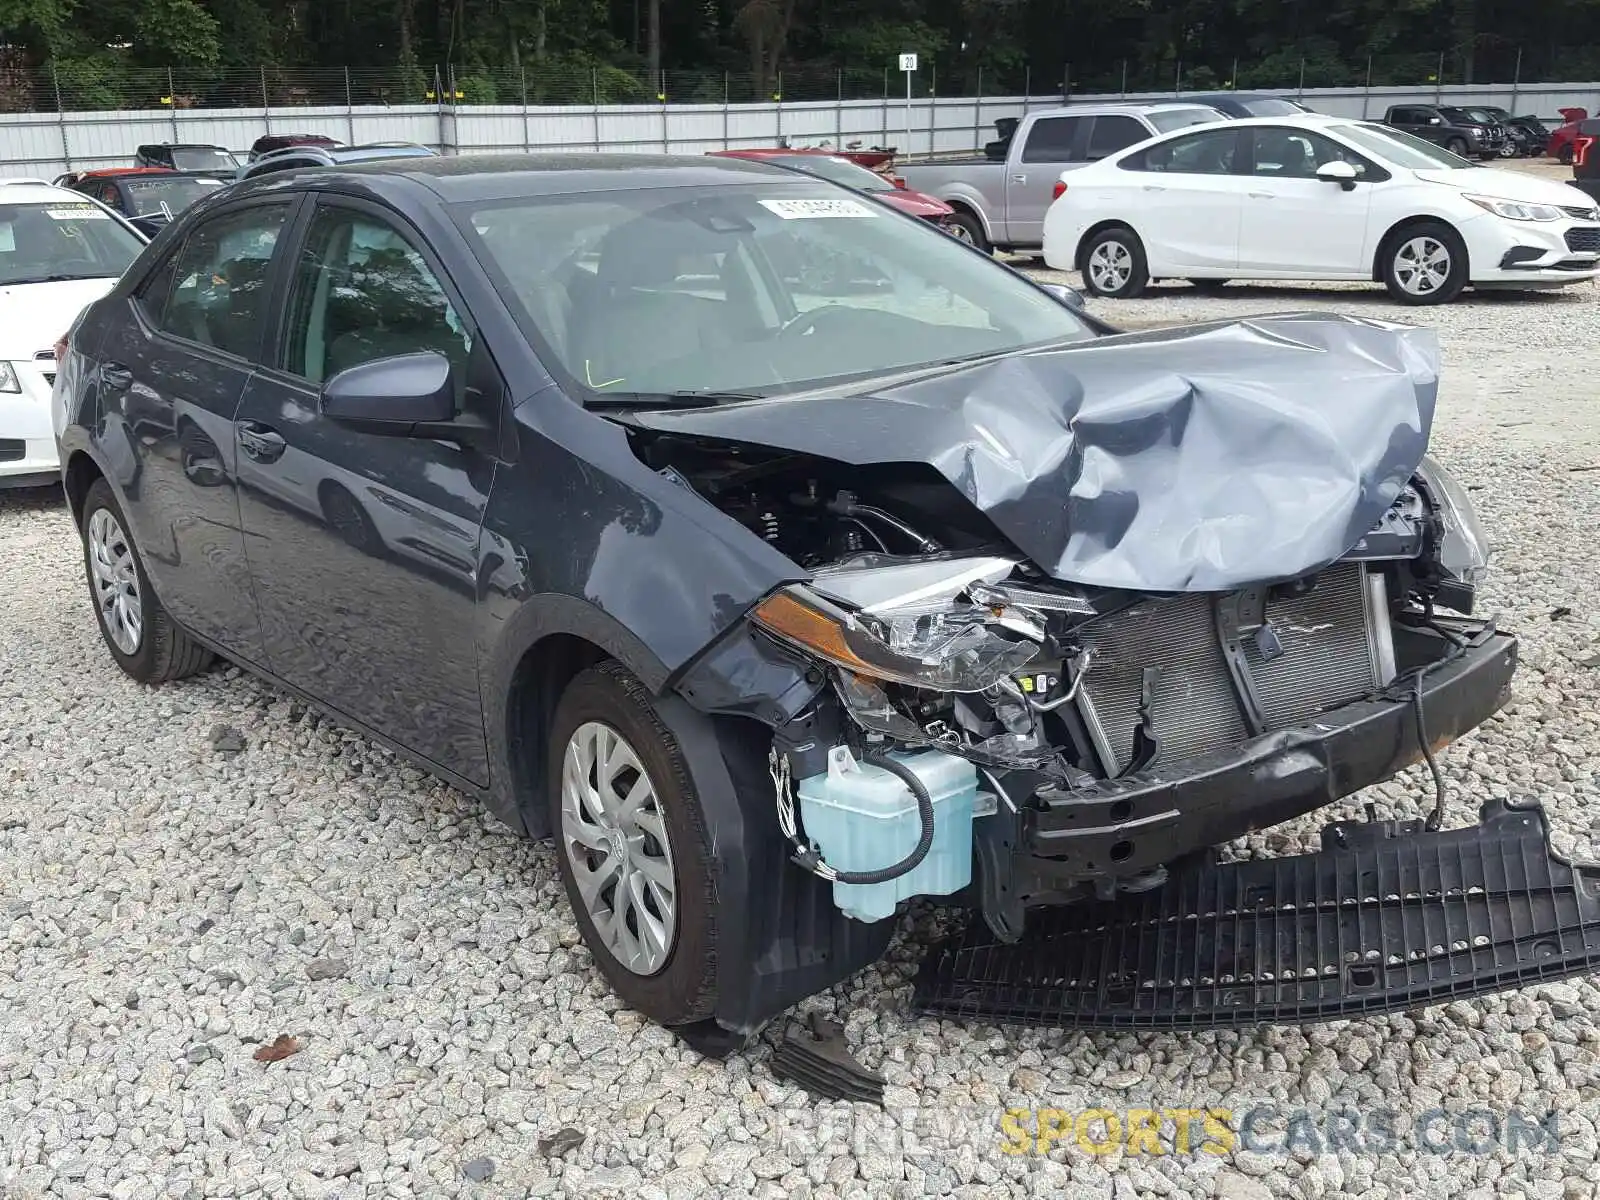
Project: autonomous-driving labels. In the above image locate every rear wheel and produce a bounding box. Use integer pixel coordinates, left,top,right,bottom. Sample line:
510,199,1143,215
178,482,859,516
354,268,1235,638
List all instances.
1081,227,1149,298
1380,221,1468,306
547,661,718,1026
80,478,213,683
944,209,990,254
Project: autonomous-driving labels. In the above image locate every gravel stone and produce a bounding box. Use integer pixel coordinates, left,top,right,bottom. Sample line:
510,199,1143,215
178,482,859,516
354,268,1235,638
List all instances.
3,275,1597,1196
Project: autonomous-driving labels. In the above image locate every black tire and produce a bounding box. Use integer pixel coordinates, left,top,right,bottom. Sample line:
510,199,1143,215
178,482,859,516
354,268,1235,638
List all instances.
1380,220,1469,306
80,478,213,683
547,661,718,1027
945,208,990,254
318,480,384,557
1186,278,1230,291
1080,226,1149,298
1445,137,1469,157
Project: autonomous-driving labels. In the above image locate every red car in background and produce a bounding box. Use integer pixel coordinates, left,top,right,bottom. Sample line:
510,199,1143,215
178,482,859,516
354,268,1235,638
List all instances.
1548,108,1590,164
707,149,969,241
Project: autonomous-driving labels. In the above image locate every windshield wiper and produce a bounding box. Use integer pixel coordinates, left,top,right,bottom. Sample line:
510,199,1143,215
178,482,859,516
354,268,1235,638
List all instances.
2,273,107,286
586,389,769,409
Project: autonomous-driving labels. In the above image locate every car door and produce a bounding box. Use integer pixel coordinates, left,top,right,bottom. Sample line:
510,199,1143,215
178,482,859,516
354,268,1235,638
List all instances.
1235,127,1377,275
232,195,499,784
1121,126,1248,271
1005,114,1085,244
92,196,297,664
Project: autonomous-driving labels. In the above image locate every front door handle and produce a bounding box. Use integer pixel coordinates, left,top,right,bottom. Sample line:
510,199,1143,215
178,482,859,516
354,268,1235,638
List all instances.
100,361,133,390
1142,185,1165,192
1011,173,1027,184
237,420,287,464
1248,191,1275,199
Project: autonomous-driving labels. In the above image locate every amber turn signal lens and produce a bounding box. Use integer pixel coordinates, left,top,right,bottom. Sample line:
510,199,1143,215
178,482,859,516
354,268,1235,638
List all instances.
751,590,878,676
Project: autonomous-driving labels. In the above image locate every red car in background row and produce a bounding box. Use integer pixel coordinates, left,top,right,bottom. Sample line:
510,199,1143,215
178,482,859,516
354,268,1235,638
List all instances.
1549,108,1590,164
707,149,968,240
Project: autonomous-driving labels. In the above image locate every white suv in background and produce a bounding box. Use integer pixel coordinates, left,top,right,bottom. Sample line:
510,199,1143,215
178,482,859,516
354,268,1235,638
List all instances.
1042,113,1600,304
0,179,147,489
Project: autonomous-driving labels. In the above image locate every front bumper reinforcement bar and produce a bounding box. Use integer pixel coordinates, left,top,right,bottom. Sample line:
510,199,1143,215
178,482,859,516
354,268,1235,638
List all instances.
914,799,1600,1029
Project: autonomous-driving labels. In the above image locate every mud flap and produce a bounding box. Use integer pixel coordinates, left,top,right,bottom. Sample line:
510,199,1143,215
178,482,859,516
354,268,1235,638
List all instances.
914,799,1600,1029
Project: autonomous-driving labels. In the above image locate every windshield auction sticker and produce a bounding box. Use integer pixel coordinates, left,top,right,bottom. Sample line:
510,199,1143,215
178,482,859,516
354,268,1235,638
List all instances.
758,197,879,220
46,206,109,220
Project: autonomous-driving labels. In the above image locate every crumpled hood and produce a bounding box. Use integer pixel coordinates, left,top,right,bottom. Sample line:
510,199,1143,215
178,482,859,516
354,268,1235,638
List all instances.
630,313,1439,592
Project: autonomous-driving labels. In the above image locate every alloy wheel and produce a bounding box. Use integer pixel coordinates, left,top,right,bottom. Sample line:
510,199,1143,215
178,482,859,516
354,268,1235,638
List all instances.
1088,240,1132,292
1393,236,1452,297
560,720,678,976
87,508,142,655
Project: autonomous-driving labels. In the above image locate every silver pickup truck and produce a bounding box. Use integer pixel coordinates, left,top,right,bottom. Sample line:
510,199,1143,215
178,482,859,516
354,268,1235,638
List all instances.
899,102,1226,253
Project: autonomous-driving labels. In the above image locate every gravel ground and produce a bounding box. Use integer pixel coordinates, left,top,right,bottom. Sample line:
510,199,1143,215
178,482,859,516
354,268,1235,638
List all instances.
4,276,1600,1199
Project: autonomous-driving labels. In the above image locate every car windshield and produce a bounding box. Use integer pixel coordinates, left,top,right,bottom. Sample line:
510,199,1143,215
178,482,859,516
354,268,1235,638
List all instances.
171,147,237,171
1337,123,1476,169
1148,107,1227,133
768,154,894,192
121,176,226,216
0,199,144,285
458,183,1094,401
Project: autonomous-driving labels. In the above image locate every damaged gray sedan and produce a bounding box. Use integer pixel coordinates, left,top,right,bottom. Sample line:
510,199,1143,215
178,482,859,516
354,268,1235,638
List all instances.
58,156,1595,1061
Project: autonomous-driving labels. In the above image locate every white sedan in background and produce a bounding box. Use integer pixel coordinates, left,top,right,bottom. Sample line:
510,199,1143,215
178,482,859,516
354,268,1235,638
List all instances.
0,179,147,488
1042,113,1600,304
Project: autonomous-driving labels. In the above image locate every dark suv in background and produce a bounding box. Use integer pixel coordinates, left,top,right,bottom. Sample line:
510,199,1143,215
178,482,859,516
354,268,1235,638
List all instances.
1384,103,1508,158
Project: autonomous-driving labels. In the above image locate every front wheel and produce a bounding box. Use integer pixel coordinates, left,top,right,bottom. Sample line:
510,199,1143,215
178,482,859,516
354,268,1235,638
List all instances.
548,661,718,1027
1081,227,1149,298
80,478,213,683
1381,222,1468,305
1446,137,1469,157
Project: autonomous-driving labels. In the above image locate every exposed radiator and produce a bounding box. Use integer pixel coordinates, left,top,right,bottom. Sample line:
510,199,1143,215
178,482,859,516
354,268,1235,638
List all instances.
1075,564,1391,775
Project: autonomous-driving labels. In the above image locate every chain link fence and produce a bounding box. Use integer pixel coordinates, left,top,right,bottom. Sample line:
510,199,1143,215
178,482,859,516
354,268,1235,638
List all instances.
2,53,1598,116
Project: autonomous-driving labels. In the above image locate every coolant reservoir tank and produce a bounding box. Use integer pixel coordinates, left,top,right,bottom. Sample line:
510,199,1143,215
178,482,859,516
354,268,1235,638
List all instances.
795,746,979,923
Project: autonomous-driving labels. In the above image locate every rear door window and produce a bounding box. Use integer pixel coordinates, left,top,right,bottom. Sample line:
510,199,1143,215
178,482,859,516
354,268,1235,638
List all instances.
154,203,291,359
1130,128,1244,175
1086,115,1148,161
1020,116,1085,164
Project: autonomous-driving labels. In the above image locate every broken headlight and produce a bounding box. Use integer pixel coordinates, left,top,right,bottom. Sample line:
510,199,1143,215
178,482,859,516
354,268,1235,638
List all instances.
751,556,1041,693
1416,454,1491,586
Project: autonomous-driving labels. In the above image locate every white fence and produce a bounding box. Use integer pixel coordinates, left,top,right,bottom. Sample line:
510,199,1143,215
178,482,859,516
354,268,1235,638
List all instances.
2,79,1597,179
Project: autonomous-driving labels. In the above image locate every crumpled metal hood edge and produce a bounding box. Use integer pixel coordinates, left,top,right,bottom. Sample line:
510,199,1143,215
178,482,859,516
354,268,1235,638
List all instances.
630,313,1439,593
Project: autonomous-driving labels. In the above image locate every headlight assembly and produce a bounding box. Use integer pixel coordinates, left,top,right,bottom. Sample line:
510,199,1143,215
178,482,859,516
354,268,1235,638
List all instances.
1416,454,1491,586
751,556,1042,693
1463,194,1565,222
0,361,20,394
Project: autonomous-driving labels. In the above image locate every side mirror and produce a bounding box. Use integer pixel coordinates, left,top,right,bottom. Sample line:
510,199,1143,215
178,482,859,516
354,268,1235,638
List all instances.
1038,281,1087,311
1429,117,1444,125
321,351,456,435
1316,160,1359,190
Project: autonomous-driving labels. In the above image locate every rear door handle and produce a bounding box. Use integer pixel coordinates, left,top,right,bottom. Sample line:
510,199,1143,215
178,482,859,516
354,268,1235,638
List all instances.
237,420,287,464
1011,173,1027,184
100,362,133,390
1142,185,1165,192
1248,191,1274,199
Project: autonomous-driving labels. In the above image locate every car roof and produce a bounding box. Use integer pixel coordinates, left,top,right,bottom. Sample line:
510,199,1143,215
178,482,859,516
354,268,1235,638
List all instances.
233,152,808,204
140,142,230,150
78,167,178,179
0,179,96,203
1044,101,1223,116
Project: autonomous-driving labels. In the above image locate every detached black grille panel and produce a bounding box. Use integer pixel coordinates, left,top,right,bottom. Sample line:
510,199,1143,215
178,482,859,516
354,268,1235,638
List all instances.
914,800,1600,1029
1565,226,1600,253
